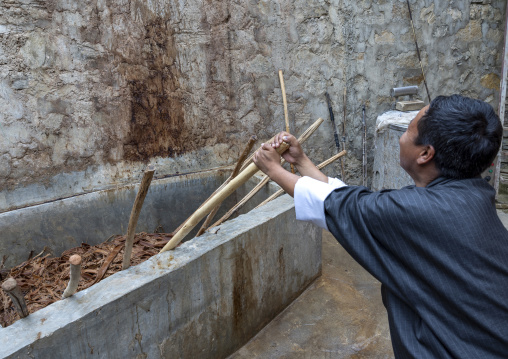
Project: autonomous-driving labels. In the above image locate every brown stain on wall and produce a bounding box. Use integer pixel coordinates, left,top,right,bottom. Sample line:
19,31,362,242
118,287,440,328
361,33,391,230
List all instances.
278,246,285,280
232,245,257,341
403,74,425,86
123,18,195,161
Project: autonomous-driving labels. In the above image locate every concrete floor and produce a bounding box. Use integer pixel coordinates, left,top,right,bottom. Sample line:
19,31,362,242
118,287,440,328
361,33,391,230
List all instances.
229,230,394,359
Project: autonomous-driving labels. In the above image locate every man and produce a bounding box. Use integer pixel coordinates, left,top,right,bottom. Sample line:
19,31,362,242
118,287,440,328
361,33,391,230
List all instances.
253,95,508,358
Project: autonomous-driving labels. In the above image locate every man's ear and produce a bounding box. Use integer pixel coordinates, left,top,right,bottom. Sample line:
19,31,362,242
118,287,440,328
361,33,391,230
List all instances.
417,145,435,165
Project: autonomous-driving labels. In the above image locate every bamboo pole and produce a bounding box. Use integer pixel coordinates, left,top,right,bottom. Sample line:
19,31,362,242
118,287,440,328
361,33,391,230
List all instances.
62,254,82,299
208,118,325,229
254,150,347,209
2,278,28,318
340,87,347,181
122,165,155,270
210,176,271,228
195,136,257,237
160,142,291,253
237,114,322,174
173,136,258,236
168,118,324,248
279,70,295,174
174,118,323,237
237,135,275,173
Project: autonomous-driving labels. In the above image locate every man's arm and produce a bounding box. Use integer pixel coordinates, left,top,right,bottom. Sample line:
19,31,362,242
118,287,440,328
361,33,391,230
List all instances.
254,132,346,230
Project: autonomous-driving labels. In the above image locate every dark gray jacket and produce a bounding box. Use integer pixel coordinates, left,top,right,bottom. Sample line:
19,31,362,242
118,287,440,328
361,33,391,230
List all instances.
324,177,508,358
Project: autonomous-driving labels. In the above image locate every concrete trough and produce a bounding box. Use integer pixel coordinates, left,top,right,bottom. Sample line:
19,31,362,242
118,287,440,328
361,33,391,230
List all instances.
0,168,321,358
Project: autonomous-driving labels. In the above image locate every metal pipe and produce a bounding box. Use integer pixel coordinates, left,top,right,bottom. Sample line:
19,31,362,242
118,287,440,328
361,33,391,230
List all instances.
390,86,418,97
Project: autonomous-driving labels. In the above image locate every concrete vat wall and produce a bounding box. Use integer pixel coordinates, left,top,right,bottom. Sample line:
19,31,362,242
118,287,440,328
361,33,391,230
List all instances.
0,0,506,212
0,195,321,358
0,167,275,268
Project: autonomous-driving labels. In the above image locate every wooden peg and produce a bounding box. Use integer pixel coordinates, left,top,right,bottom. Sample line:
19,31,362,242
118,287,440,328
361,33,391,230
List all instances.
62,254,82,299
2,278,28,318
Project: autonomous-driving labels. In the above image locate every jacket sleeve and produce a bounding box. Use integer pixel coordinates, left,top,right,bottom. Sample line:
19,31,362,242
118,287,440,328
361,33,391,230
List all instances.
323,185,423,302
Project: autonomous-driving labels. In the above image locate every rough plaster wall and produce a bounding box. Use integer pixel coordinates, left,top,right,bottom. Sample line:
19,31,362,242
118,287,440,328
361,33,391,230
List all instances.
0,0,505,211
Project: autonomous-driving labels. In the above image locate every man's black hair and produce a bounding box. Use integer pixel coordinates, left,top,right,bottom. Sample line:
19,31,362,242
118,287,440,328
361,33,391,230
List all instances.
415,94,502,179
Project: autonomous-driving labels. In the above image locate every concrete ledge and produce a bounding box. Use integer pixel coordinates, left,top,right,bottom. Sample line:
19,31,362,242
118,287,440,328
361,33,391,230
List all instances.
0,195,321,358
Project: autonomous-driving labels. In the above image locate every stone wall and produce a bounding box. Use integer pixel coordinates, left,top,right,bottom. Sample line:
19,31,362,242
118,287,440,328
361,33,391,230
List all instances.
0,0,505,211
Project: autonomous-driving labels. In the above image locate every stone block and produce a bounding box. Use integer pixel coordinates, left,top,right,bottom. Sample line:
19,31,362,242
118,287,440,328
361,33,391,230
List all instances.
395,100,426,112
457,20,483,42
481,73,500,90
374,30,395,44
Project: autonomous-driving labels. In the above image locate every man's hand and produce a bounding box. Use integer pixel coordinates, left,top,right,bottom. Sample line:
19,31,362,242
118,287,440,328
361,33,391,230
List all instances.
270,131,329,183
253,141,300,197
253,142,283,177
253,131,329,196
270,132,306,166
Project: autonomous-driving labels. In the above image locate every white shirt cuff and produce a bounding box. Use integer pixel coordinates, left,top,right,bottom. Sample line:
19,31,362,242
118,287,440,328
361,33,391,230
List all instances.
328,177,346,188
294,176,347,230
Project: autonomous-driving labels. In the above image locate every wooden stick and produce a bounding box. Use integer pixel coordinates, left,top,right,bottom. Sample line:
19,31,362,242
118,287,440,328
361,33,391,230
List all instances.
238,135,275,173
317,150,347,169
196,136,257,237
160,142,291,253
94,243,124,284
279,70,295,174
195,204,220,237
232,136,257,178
0,255,7,281
173,137,258,235
209,118,326,229
254,150,347,209
210,176,271,228
122,165,155,270
290,117,324,149
2,278,28,318
254,187,285,211
0,269,8,282
62,255,82,299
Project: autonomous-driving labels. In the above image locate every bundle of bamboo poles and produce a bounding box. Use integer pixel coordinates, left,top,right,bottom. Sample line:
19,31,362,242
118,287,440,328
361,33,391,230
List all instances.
161,72,349,253
160,140,291,252
209,117,324,229
161,118,347,253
